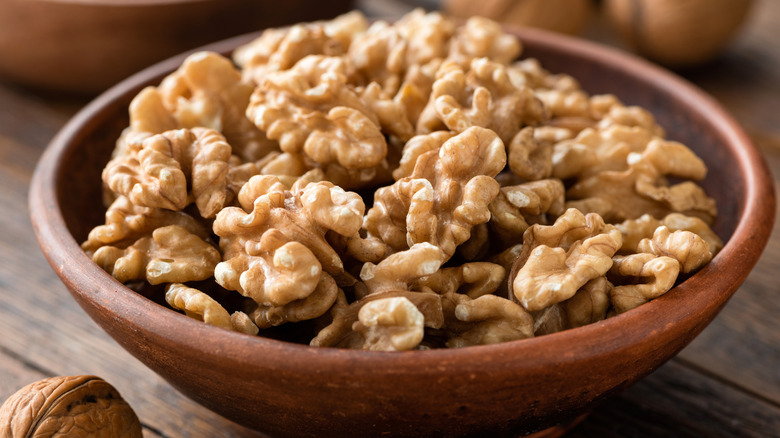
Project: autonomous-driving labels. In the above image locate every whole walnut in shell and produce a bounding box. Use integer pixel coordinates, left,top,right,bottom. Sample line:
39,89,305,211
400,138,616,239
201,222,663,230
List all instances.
0,375,142,437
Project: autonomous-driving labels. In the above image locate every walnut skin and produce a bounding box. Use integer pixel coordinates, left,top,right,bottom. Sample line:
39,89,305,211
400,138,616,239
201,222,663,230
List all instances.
0,376,142,438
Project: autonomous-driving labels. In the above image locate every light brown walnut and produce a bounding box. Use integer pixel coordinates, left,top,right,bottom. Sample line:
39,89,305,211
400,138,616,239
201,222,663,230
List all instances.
417,59,546,143
0,376,142,438
616,213,723,256
448,16,521,66
532,276,611,336
245,270,339,328
247,55,387,170
392,131,454,180
311,290,444,349
120,52,278,163
551,125,655,180
92,225,220,285
412,262,506,299
353,297,426,351
637,226,713,274
609,252,680,313
234,11,366,85
363,127,506,261
165,282,234,331
360,243,446,295
348,10,452,93
103,128,234,218
512,209,622,311
442,293,534,348
489,179,565,243
566,157,717,224
82,196,210,255
507,126,555,181
214,175,364,293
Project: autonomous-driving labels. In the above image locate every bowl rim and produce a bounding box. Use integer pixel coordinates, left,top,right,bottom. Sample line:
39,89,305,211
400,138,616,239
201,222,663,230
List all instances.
29,26,775,374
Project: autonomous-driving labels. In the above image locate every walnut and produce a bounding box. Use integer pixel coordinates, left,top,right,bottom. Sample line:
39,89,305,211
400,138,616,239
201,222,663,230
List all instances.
165,282,260,334
637,226,713,274
234,12,362,85
214,175,364,295
246,55,387,170
360,243,446,295
392,131,454,180
348,10,453,93
417,59,546,143
442,293,534,348
81,196,210,255
551,125,656,180
103,128,233,218
311,290,445,350
362,127,505,260
245,270,339,328
122,52,278,163
511,209,622,311
660,213,723,255
92,225,220,285
489,179,565,243
412,262,505,298
358,82,416,142
616,213,723,256
0,376,142,437
448,16,521,66
507,126,555,181
609,252,680,313
566,154,717,224
353,297,426,351
532,276,611,336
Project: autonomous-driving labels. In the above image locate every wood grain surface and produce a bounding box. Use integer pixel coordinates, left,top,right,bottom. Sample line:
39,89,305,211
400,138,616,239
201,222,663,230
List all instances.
1,0,779,437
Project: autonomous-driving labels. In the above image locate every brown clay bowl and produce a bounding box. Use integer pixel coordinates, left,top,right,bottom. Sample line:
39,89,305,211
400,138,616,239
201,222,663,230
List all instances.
0,0,351,95
29,26,775,437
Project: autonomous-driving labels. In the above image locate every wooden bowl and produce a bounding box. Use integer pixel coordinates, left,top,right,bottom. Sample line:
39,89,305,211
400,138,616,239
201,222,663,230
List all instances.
0,0,351,95
29,27,775,437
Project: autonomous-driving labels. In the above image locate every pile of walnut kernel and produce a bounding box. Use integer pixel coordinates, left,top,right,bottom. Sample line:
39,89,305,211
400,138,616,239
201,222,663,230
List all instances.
83,10,722,351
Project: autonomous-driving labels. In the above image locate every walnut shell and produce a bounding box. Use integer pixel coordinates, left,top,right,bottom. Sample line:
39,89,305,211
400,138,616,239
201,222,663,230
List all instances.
0,375,142,438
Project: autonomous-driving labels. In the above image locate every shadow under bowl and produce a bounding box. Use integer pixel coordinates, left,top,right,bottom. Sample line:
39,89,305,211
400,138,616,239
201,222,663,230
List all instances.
28,26,775,437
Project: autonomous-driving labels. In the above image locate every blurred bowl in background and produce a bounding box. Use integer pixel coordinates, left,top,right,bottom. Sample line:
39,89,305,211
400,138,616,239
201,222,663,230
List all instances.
0,0,352,95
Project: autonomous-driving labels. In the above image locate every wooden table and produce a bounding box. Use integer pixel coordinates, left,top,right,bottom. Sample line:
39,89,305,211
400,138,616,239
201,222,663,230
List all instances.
1,1,779,437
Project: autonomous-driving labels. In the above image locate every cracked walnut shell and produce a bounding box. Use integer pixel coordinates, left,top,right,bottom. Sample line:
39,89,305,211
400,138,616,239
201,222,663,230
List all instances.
0,376,142,438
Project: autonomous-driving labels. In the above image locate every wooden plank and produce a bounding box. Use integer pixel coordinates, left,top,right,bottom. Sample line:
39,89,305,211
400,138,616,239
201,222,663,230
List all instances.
568,359,780,438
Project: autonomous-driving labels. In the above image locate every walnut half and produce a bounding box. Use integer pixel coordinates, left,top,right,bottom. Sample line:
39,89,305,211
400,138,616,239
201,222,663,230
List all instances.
0,375,142,437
